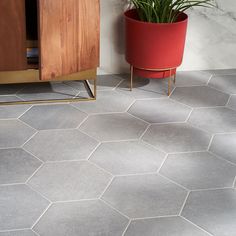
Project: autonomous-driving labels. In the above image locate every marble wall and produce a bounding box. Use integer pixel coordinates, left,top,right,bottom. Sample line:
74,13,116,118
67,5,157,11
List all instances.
99,0,236,74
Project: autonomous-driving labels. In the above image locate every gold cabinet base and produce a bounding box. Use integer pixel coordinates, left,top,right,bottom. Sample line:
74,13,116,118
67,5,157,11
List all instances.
0,69,97,105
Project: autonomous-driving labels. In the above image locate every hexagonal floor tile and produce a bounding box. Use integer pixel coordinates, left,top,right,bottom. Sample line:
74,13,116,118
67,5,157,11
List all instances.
20,104,87,130
65,75,124,91
90,141,165,175
142,123,211,153
0,148,42,185
182,189,236,236
175,71,211,87
209,74,236,94
102,174,187,218
209,133,236,164
72,91,135,114
28,161,112,202
33,200,128,236
228,95,236,110
117,77,167,99
171,86,229,108
0,184,49,231
0,104,31,119
124,216,209,236
16,82,79,101
128,98,191,123
0,230,36,236
0,120,36,148
0,95,22,102
0,84,24,95
160,152,236,190
79,113,148,142
23,129,98,162
188,107,236,133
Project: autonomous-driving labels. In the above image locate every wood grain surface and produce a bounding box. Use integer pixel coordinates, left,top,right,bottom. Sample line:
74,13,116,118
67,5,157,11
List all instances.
0,0,27,71
39,0,100,80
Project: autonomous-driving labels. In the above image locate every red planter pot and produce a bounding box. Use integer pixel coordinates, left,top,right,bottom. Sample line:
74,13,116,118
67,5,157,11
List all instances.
124,9,188,79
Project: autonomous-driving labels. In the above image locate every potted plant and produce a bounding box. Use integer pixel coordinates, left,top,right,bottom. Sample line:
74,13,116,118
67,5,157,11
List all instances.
124,0,214,95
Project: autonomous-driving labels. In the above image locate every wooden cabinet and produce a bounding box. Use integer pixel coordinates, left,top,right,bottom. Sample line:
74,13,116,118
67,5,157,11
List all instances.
0,0,99,86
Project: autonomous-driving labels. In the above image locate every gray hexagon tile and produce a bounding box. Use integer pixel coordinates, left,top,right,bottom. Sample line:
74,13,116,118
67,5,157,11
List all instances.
0,184,49,231
207,69,236,76
209,133,236,164
79,113,148,142
72,90,135,114
128,98,191,123
209,74,236,94
16,82,79,101
117,77,167,99
20,104,87,130
0,84,24,95
33,200,128,236
171,86,229,107
90,141,165,175
65,75,123,92
182,189,236,236
188,107,236,133
0,230,36,236
0,148,42,185
142,123,211,153
175,71,211,87
228,95,236,110
160,152,236,190
102,174,187,218
0,95,22,103
0,105,31,119
23,129,98,162
28,161,112,202
124,216,209,236
0,120,36,148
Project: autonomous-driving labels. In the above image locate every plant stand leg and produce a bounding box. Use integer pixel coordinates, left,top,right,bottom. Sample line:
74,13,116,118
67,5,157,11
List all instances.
168,77,172,96
173,73,176,84
130,65,134,91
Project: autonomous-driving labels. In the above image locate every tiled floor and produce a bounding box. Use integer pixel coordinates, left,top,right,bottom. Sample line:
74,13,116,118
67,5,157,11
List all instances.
0,70,236,236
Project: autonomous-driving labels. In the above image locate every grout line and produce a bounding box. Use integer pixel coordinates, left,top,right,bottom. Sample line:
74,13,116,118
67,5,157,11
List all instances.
115,172,160,178
17,105,33,119
126,112,150,125
156,153,168,173
190,187,233,192
24,163,44,184
0,182,25,187
17,118,38,132
31,229,40,236
141,139,167,155
121,220,131,236
208,150,236,167
206,74,213,85
158,173,189,191
76,129,101,143
26,183,52,204
207,134,215,151
31,203,52,229
100,198,130,220
20,131,39,148
52,198,99,204
88,159,114,177
22,148,45,163
98,177,114,198
180,216,214,236
139,124,151,140
0,228,31,233
131,214,179,221
102,138,139,144
178,191,190,216
233,176,236,188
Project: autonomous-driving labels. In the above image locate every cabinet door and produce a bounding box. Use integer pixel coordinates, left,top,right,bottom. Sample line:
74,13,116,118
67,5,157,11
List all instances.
0,0,27,71
38,0,100,81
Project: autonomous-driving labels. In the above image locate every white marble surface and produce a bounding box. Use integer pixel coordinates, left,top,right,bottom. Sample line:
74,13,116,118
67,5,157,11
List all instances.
99,0,236,74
